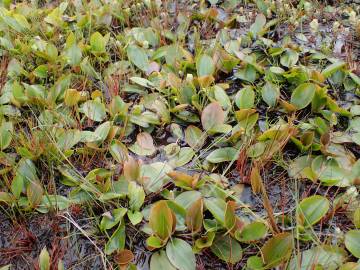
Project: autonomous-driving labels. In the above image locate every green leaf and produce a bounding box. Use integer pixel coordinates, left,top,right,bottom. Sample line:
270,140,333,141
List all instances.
130,77,154,88
27,180,44,208
214,85,231,109
288,245,347,270
210,234,243,263
280,49,299,68
105,222,126,255
261,81,279,107
297,195,330,227
290,83,316,109
150,250,176,270
90,32,109,53
39,247,50,270
249,13,266,37
206,147,238,163
235,222,267,242
166,238,196,270
196,54,215,77
65,33,82,66
80,99,107,122
322,61,346,78
109,140,128,163
185,125,206,150
146,235,165,249
345,230,360,258
204,197,226,223
128,210,143,225
141,162,172,193
100,208,127,231
149,200,174,240
236,86,255,109
175,190,202,210
261,232,293,268
0,121,13,150
235,65,257,82
127,44,149,72
128,181,145,211
36,195,70,213
185,198,203,233
168,147,195,167
201,102,225,132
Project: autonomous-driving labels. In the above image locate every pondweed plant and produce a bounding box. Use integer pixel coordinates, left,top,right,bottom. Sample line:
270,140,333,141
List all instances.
0,0,359,269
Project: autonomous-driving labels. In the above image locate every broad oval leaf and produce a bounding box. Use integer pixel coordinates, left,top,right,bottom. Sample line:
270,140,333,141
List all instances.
201,102,225,132
297,195,329,227
150,250,176,270
261,232,293,268
280,49,299,68
127,44,149,72
235,86,255,109
345,230,360,258
235,222,268,242
81,99,106,122
197,54,215,77
166,238,196,270
185,198,203,233
149,200,174,240
290,83,316,110
210,234,243,263
185,125,206,150
206,147,238,163
261,81,279,107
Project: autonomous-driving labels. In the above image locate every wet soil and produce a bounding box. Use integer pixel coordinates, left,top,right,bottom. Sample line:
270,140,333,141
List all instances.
0,211,103,270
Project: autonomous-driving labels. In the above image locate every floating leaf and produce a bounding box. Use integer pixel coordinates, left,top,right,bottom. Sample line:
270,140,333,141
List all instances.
204,197,226,223
249,13,266,37
141,162,172,192
128,181,145,211
129,132,156,156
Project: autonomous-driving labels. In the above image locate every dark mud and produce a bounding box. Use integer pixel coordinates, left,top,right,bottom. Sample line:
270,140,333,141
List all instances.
0,211,103,270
